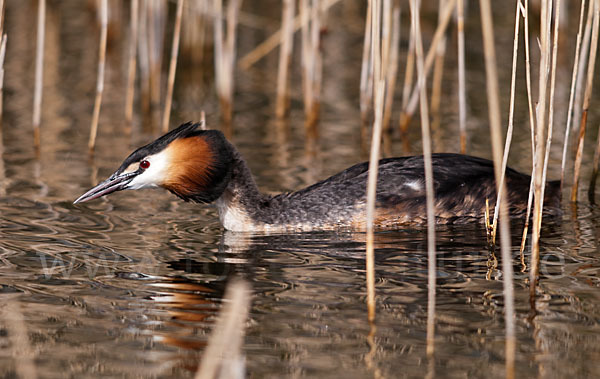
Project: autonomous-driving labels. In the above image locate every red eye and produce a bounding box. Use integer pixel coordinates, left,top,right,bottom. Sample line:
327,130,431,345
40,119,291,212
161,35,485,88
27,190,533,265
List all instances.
140,160,150,169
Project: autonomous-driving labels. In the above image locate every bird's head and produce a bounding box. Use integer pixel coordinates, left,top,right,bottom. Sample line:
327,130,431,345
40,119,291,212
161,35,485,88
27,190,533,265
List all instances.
74,122,234,204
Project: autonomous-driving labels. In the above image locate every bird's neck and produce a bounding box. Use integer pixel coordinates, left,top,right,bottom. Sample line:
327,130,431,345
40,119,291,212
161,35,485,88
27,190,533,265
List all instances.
215,151,270,231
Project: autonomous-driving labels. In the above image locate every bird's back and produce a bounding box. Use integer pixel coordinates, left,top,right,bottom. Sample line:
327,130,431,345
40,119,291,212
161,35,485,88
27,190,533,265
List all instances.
256,154,560,230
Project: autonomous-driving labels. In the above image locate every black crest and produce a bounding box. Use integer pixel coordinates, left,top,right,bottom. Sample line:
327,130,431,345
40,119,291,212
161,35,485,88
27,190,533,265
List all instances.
115,122,204,175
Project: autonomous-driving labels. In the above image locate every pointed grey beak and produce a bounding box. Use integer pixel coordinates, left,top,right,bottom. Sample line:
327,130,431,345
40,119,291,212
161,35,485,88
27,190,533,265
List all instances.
74,171,138,204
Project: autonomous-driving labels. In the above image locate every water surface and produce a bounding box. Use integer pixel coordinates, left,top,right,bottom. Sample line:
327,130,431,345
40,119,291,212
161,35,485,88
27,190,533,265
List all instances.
1,1,600,378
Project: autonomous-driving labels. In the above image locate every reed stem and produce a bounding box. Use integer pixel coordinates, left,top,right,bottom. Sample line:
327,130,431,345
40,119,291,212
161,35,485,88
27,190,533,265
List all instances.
410,0,436,357
399,0,456,132
162,0,185,133
365,0,383,323
491,0,522,244
125,0,139,128
457,0,466,153
33,0,46,150
560,0,587,189
479,0,515,376
572,0,599,202
88,0,108,153
275,0,295,118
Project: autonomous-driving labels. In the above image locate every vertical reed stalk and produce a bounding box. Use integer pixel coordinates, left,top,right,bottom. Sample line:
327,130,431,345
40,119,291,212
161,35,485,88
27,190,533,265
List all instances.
138,0,150,113
88,0,108,153
491,0,522,243
399,23,415,134
33,0,46,150
409,0,437,357
300,0,322,129
0,37,6,128
125,0,139,127
560,0,587,188
382,2,400,131
161,0,184,133
365,0,383,323
399,0,456,132
541,0,560,208
0,0,5,126
430,0,448,131
572,3,595,139
479,0,515,376
520,0,537,255
456,0,466,153
214,0,242,124
148,0,165,112
276,0,295,118
572,0,599,202
195,279,250,379
360,0,373,128
587,3,600,202
530,0,552,308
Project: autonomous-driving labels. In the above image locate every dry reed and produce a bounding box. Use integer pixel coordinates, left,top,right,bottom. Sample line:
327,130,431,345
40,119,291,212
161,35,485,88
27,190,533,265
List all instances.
456,0,466,153
519,0,537,255
430,0,448,131
2,300,38,379
125,0,139,127
214,0,242,124
88,0,108,153
560,0,587,188
0,36,6,128
530,0,551,305
399,23,414,134
238,0,340,71
490,0,522,244
541,0,561,210
409,0,437,357
382,1,400,132
300,0,322,129
399,0,456,132
0,0,5,126
161,0,184,133
572,0,599,203
195,279,250,379
572,3,595,142
365,0,384,323
275,0,295,118
479,0,515,376
148,0,165,112
359,0,373,128
33,0,46,150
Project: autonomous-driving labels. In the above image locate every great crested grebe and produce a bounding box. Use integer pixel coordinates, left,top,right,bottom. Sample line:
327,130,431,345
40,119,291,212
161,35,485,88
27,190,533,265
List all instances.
74,122,561,232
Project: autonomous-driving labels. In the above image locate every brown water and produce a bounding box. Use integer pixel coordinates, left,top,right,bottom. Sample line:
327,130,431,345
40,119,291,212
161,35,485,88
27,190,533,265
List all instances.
2,1,600,378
